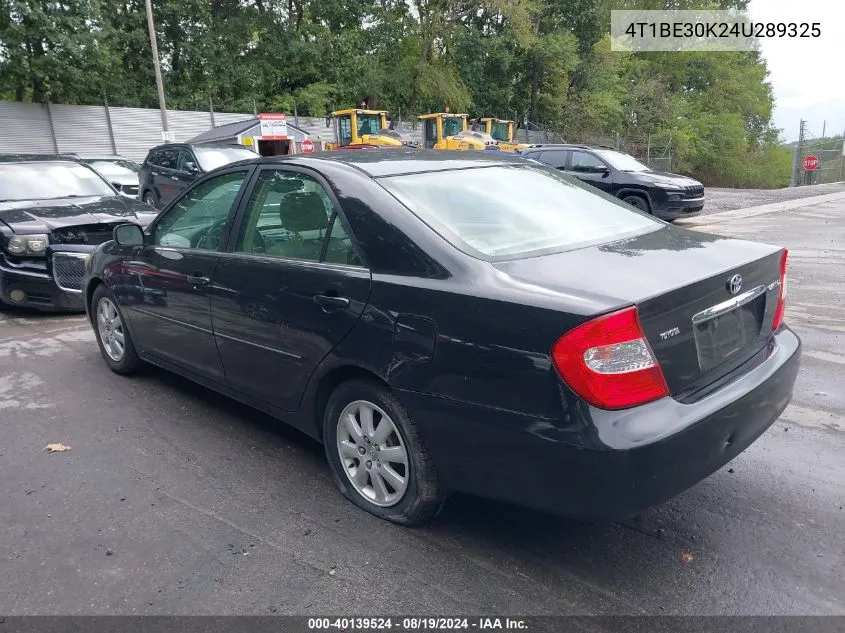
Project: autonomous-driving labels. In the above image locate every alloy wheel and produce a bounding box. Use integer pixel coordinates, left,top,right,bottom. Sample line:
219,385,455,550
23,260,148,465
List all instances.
336,400,409,507
97,297,125,362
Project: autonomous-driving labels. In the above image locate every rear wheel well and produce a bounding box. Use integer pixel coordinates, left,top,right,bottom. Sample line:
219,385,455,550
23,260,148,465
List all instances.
314,365,388,442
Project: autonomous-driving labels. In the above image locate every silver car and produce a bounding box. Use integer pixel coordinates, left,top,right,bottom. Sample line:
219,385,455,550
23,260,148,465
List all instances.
61,154,141,198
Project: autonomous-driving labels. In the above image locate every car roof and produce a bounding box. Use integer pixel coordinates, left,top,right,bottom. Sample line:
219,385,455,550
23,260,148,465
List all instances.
147,142,248,152
234,148,529,178
74,154,134,161
0,154,83,164
521,144,616,152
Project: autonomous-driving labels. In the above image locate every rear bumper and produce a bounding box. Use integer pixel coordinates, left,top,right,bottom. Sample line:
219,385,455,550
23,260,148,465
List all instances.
655,196,706,221
398,327,800,520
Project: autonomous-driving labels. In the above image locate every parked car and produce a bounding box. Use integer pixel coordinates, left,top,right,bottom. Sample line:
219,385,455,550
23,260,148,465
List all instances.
471,149,543,163
0,155,157,311
60,154,142,198
519,144,705,221
83,149,799,526
138,143,258,209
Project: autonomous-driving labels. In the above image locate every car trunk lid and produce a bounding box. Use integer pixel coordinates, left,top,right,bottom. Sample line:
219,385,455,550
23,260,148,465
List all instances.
494,226,785,397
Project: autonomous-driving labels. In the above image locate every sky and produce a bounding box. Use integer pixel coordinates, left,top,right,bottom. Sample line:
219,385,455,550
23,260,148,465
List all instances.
747,0,845,140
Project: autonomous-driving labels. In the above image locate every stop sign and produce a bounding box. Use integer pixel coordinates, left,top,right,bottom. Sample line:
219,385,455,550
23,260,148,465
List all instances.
301,138,314,153
804,154,819,171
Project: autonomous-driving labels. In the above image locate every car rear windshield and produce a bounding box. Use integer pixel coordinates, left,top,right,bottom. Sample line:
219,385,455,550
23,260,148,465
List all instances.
0,162,115,202
88,161,138,178
194,147,258,171
378,165,661,259
88,159,139,173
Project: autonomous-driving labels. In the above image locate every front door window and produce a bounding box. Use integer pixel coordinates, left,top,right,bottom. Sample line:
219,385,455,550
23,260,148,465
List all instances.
153,171,247,250
337,116,353,146
423,119,436,148
569,151,608,173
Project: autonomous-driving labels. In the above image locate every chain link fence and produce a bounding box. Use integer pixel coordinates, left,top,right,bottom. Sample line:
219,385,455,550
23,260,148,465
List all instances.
790,120,845,186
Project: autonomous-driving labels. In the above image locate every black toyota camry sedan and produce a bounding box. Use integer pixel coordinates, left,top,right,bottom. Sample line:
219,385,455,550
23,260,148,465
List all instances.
82,150,800,525
0,155,156,311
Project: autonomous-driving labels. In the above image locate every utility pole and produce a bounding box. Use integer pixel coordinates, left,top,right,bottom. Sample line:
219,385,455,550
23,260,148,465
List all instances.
840,129,844,183
145,0,169,139
791,119,806,187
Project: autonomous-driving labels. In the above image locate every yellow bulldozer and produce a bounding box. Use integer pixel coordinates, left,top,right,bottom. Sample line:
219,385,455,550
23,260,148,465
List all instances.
324,109,418,150
418,112,498,151
475,117,530,152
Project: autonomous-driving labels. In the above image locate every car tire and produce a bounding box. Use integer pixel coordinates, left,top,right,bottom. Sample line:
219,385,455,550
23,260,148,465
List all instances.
622,194,651,214
323,379,444,526
91,284,141,375
143,191,158,208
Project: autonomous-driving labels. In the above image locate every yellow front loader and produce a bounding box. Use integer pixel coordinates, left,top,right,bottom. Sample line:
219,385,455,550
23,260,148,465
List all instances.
325,109,418,150
418,113,498,151
477,117,530,152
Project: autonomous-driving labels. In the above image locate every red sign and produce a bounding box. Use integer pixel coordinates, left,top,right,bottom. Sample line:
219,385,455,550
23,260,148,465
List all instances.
804,154,819,171
258,113,288,140
301,138,314,153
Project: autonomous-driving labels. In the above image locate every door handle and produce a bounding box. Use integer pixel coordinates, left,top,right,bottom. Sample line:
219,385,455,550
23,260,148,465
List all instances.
189,273,211,288
171,176,180,181
314,293,350,309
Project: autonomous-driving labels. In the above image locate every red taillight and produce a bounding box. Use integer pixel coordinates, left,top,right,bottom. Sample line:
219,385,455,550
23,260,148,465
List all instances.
551,306,669,410
772,249,788,330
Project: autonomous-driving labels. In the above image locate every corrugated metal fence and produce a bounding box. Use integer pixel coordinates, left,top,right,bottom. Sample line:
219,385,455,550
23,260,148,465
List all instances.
0,100,253,162
0,100,561,161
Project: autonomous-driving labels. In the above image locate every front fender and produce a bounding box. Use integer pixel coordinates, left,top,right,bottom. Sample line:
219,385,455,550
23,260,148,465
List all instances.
615,187,654,206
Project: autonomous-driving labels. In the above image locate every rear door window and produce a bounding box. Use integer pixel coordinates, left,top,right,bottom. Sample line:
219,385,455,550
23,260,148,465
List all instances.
539,150,568,169
157,149,179,170
234,169,336,262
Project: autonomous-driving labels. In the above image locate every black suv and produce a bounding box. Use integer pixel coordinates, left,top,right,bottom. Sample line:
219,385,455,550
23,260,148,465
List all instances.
139,143,257,208
519,144,705,221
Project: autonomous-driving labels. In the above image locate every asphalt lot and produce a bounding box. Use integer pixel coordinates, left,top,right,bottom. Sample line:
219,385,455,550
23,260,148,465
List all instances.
1,199,843,617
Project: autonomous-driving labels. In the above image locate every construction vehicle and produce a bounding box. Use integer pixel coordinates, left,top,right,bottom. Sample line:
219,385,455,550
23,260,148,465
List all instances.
475,117,530,152
325,109,418,150
418,112,498,151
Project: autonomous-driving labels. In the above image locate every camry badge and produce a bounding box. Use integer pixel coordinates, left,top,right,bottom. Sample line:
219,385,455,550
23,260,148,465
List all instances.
727,274,743,295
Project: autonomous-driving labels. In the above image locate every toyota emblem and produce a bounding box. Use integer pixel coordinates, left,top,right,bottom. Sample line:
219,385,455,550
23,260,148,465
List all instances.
727,274,743,295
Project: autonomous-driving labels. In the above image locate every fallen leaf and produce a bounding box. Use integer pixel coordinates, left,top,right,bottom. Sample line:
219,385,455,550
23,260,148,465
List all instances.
44,443,72,453
680,551,694,564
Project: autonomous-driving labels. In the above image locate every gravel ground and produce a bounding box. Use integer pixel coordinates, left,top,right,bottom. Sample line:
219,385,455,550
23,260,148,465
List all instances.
704,182,845,214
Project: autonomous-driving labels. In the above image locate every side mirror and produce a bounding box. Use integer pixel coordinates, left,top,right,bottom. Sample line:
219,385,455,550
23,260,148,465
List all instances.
600,167,611,178
114,223,145,246
184,161,199,173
